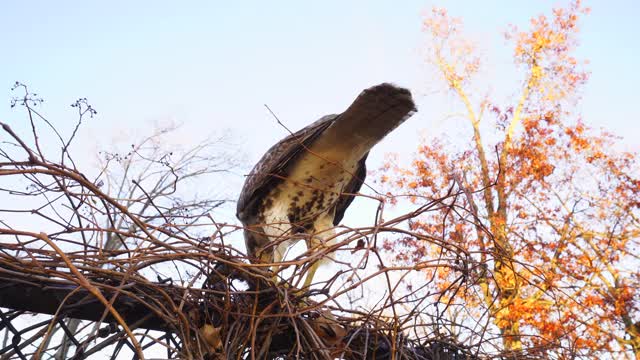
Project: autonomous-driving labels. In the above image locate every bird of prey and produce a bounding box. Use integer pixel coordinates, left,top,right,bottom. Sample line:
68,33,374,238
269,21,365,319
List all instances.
237,83,416,286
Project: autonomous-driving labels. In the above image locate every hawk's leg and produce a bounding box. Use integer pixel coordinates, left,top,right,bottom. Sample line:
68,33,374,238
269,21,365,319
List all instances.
271,237,296,281
247,224,299,283
303,225,337,289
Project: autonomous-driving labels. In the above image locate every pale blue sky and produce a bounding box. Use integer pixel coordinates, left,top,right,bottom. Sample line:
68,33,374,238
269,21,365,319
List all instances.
1,0,639,227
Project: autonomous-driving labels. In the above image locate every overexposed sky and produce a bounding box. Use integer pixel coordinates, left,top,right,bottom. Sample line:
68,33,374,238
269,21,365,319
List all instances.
1,0,639,235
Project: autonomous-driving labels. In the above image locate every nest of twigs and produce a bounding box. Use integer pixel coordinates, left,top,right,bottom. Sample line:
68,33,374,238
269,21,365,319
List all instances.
0,238,475,359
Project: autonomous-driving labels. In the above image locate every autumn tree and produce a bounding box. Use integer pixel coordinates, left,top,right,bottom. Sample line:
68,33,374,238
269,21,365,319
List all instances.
381,1,640,358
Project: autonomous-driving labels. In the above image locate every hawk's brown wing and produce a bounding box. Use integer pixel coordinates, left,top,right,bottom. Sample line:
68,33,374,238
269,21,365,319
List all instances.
236,115,338,222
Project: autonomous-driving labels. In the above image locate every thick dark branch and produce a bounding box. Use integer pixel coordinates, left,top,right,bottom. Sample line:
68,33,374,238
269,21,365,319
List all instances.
0,269,177,332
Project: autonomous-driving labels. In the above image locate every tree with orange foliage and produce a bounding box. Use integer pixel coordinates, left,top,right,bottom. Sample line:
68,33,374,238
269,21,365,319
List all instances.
381,1,639,358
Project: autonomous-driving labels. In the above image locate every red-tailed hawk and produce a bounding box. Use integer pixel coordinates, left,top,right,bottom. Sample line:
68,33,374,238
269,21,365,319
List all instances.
237,83,416,286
